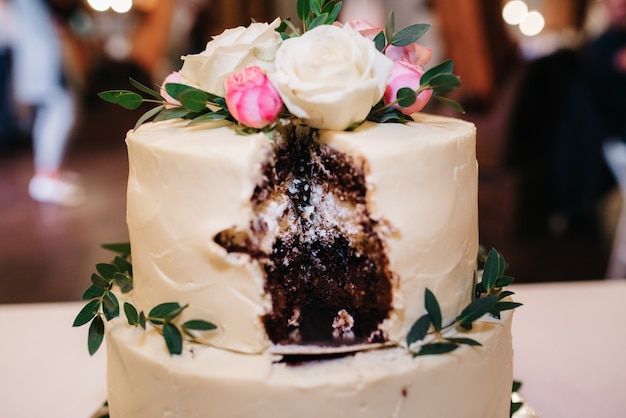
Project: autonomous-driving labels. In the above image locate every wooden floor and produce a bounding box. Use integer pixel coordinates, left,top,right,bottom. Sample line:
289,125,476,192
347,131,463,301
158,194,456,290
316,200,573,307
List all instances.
0,84,614,305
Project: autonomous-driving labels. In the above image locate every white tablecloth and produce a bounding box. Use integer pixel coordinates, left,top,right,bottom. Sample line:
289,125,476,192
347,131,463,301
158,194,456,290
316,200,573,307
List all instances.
0,280,625,418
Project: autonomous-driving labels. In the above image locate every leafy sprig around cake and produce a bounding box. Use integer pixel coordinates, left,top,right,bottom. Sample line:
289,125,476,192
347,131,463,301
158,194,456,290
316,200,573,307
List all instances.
99,0,462,133
72,243,216,356
406,247,522,356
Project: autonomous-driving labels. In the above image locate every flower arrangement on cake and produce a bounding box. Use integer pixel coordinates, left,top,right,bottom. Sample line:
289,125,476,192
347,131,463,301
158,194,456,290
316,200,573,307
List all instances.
99,0,462,133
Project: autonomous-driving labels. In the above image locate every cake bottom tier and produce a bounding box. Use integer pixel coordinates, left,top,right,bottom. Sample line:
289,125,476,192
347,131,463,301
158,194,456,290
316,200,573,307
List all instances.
106,311,513,418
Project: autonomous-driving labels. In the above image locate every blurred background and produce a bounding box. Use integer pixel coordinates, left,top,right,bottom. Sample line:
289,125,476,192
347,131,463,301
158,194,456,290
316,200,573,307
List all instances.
0,0,623,304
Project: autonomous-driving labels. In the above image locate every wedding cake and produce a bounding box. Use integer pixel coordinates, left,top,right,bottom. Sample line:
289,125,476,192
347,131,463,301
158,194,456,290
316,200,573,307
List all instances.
75,3,519,417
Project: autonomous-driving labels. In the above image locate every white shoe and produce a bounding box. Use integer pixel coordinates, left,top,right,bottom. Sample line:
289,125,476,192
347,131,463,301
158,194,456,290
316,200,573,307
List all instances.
28,174,86,207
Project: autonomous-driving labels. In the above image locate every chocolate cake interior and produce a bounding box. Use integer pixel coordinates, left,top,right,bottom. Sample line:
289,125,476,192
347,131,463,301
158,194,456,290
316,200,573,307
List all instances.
215,125,393,348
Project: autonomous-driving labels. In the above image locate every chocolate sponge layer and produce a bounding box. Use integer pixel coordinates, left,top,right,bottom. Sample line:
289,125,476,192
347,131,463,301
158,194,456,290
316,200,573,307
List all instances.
215,124,393,347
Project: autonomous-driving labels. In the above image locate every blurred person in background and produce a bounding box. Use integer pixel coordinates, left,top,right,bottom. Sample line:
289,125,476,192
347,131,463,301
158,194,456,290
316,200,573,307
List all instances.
11,0,84,206
0,0,20,151
549,0,626,235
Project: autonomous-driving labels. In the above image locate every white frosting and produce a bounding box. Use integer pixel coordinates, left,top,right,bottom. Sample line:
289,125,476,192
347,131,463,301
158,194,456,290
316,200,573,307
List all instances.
105,310,513,418
125,114,478,354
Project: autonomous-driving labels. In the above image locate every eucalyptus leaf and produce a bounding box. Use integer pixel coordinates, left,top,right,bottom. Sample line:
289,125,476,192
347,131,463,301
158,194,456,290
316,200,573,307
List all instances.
114,272,133,293
139,311,146,329
102,292,120,321
482,247,504,292
73,299,101,327
297,0,309,22
98,91,143,110
445,337,482,346
434,95,464,114
310,0,322,16
82,285,105,300
101,242,131,256
373,31,386,52
490,301,523,314
498,290,515,300
88,316,105,356
134,105,165,130
90,273,110,289
112,256,132,274
163,323,183,355
324,1,342,24
427,74,461,95
307,13,329,30
384,11,395,45
129,77,163,100
494,275,515,288
391,23,430,46
182,319,218,331
96,263,118,281
154,108,190,122
396,87,417,108
124,302,139,326
415,342,458,356
424,288,442,332
149,302,184,321
406,314,430,346
421,60,454,86
457,295,498,329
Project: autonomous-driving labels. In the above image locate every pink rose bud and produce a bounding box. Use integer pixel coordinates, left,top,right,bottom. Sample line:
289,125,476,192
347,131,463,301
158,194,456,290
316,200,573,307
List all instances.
384,59,433,115
385,43,432,66
344,19,384,41
160,71,184,108
225,66,283,129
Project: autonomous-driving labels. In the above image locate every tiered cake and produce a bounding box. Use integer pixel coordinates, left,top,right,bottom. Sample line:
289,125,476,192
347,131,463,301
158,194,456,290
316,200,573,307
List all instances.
79,3,517,417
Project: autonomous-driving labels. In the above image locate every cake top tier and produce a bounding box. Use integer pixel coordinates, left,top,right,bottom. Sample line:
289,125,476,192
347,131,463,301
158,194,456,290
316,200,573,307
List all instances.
100,0,463,134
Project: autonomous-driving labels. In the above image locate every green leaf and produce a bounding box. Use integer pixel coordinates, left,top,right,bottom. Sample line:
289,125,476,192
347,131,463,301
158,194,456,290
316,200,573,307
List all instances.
421,60,455,86
149,302,185,321
494,275,515,288
434,95,464,114
88,316,105,356
373,31,386,52
323,1,342,23
139,311,146,329
102,292,120,321
491,301,523,315
154,107,190,122
512,380,523,392
124,302,139,326
98,90,143,110
426,74,461,95
90,273,110,289
406,314,430,346
424,288,442,332
482,248,505,292
134,104,165,130
384,11,395,45
96,263,118,281
182,319,217,331
163,323,183,355
310,0,322,16
396,87,417,108
391,23,430,46
307,13,329,30
101,242,131,256
177,89,209,113
415,342,458,356
73,299,101,327
114,272,133,293
445,336,482,346
498,290,515,300
297,0,309,22
129,77,163,100
457,295,498,329
82,285,105,300
112,256,132,274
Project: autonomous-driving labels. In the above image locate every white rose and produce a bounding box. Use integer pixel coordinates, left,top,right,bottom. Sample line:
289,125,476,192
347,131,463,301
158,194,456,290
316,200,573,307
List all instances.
270,24,393,131
180,18,282,97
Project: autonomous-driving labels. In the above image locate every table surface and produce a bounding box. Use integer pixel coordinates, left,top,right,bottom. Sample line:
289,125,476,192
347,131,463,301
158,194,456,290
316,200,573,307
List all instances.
1,280,625,418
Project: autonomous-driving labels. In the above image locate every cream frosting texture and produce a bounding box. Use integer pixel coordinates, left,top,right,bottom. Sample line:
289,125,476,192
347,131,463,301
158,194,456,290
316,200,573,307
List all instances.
106,310,513,418
124,114,478,354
